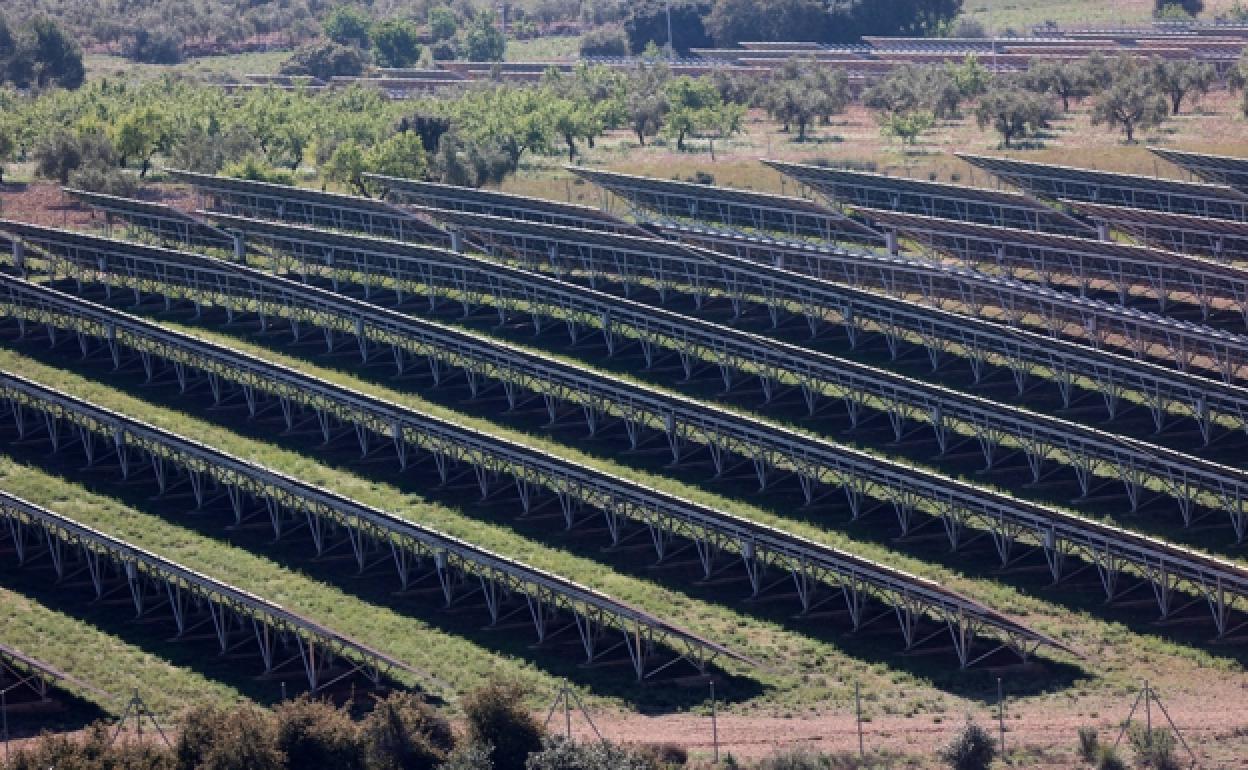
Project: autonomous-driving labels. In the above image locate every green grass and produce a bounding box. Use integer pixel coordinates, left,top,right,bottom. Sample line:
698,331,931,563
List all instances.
84,51,292,83
0,581,239,723
961,0,1243,34
505,35,581,62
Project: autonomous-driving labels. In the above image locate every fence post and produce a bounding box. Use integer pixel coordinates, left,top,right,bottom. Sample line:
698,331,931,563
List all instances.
855,680,864,757
998,677,1006,759
710,680,719,763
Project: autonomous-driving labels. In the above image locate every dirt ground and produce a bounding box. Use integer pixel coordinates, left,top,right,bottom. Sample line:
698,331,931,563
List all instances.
579,684,1248,765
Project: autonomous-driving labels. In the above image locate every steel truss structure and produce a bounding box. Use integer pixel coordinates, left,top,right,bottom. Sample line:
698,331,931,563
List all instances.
149,213,1248,474
15,225,1248,541
857,207,1248,329
957,153,1248,220
65,188,238,253
368,173,646,234
0,274,1059,669
7,233,1248,646
564,166,885,246
0,642,104,708
0,490,416,693
414,206,1248,386
1064,200,1248,265
0,372,740,681
762,159,1096,236
1149,147,1248,194
165,169,451,246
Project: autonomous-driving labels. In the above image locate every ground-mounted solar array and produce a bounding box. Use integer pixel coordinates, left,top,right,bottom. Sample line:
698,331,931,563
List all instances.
6,152,1248,760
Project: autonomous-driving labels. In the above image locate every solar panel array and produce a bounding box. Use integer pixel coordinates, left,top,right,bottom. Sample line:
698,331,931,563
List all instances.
11,152,1248,714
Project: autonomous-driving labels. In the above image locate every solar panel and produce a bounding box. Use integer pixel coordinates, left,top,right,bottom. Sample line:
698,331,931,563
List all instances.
0,642,107,704
65,188,237,252
958,153,1248,220
166,169,451,245
1150,147,1248,194
766,159,1096,236
858,206,1248,326
1064,199,1248,263
0,489,422,692
568,166,885,246
368,173,644,233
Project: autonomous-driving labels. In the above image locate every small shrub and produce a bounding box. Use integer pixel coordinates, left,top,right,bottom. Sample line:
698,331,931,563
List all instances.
939,720,997,770
439,742,495,770
1096,746,1128,770
1077,726,1100,763
462,677,545,770
524,737,658,770
69,166,139,197
634,742,688,766
222,156,295,185
1127,724,1180,770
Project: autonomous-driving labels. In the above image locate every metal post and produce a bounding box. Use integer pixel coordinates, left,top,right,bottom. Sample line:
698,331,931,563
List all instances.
710,680,719,763
855,680,864,757
1145,680,1152,745
232,232,245,263
997,677,1006,758
11,240,23,275
564,685,572,740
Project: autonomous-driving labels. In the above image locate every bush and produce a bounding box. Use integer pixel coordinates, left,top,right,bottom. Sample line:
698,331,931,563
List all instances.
579,24,630,57
124,26,185,64
324,4,373,47
69,166,139,196
34,129,82,184
372,19,422,68
439,742,496,770
462,678,546,770
429,40,458,60
429,6,458,41
280,40,368,80
175,703,284,770
7,722,174,770
223,155,296,185
1127,725,1180,770
461,11,506,61
524,737,659,770
273,696,366,770
1096,746,1128,770
360,691,456,770
949,17,988,38
939,720,997,770
1154,0,1204,17
1077,726,1100,763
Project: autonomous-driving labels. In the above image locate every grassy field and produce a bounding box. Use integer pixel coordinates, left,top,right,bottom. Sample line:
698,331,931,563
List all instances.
962,0,1245,33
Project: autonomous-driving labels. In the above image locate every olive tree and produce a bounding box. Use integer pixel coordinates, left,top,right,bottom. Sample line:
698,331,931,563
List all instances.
975,85,1058,147
1091,56,1169,142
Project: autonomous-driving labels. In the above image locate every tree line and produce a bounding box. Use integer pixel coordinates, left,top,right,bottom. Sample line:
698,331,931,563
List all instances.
2,48,1246,194
0,12,83,90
